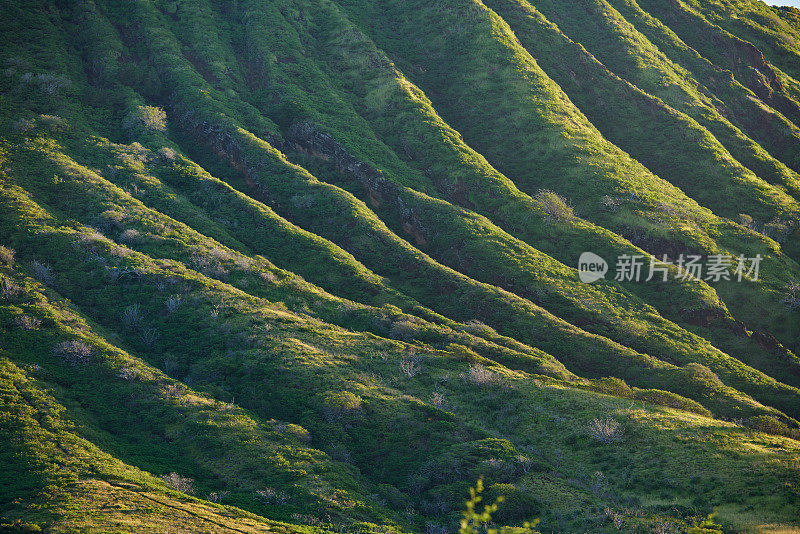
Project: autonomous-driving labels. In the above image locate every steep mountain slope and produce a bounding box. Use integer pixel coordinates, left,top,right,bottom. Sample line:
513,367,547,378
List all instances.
1,0,799,532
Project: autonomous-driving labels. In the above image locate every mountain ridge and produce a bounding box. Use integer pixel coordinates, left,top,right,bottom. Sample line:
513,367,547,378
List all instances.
2,0,800,532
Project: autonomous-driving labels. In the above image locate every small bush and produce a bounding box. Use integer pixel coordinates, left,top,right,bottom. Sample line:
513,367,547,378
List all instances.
117,367,140,381
158,146,177,161
78,230,105,248
39,114,67,129
587,417,623,444
53,340,94,365
590,377,633,398
0,278,20,299
210,304,221,319
192,248,230,278
31,260,54,285
781,280,800,311
321,390,363,423
207,491,230,503
400,357,422,378
260,271,279,283
390,320,419,341
600,195,622,213
165,295,181,313
283,423,311,443
738,213,755,230
604,507,626,531
516,455,537,474
118,228,140,243
20,72,71,94
14,315,41,330
0,246,15,265
139,328,159,347
683,363,724,388
536,189,574,221
448,343,480,363
160,472,194,494
12,118,36,133
464,320,497,336
463,364,500,386
430,391,446,410
121,303,142,329
256,487,288,504
124,105,167,133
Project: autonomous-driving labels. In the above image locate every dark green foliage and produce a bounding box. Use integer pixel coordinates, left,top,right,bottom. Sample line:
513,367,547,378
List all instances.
2,0,800,532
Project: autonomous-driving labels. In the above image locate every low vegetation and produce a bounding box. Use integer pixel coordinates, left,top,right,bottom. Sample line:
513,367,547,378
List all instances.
1,0,800,532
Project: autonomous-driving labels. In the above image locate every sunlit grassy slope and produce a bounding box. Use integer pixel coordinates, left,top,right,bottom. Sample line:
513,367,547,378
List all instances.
1,0,800,532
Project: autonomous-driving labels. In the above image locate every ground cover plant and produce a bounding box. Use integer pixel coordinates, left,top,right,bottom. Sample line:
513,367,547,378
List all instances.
1,0,800,531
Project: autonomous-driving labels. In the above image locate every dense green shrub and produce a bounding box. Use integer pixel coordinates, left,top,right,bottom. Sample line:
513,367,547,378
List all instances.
535,190,574,221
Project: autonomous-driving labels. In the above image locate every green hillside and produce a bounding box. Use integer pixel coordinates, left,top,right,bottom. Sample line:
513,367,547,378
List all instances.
1,0,800,532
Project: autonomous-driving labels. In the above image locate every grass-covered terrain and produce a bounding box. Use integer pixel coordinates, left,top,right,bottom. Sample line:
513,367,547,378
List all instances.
1,0,800,532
